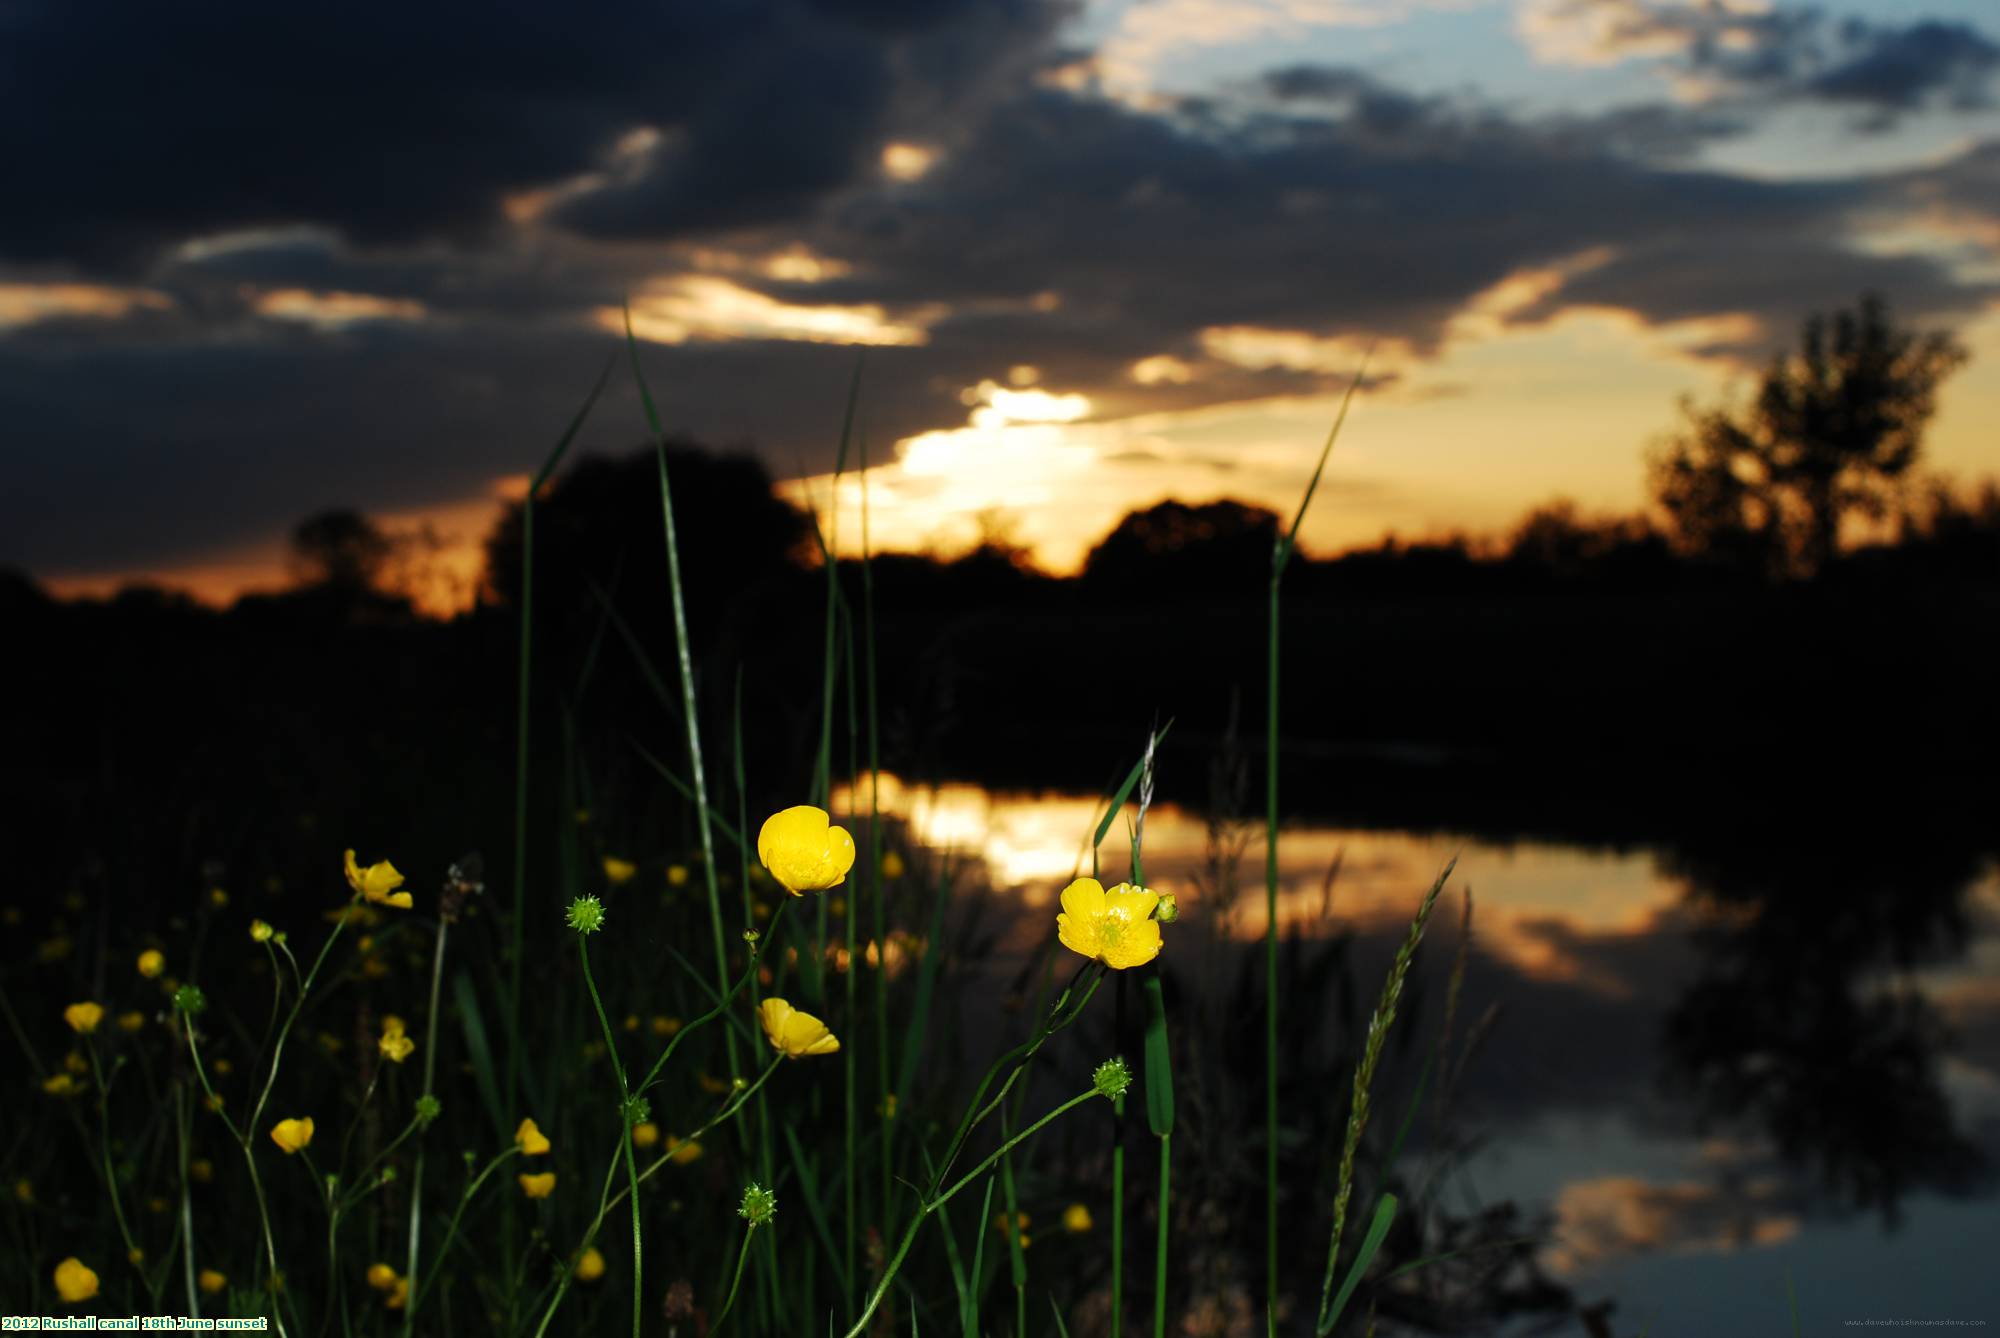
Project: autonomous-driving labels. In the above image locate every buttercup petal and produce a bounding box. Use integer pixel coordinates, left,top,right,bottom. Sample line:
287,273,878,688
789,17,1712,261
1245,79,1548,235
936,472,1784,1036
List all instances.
1059,878,1107,918
1101,918,1163,970
1102,883,1161,922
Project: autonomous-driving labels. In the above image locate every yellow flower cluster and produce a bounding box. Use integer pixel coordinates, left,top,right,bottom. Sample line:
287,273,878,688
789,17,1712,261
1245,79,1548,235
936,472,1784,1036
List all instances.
367,1261,409,1309
515,1117,556,1197
378,1015,415,1064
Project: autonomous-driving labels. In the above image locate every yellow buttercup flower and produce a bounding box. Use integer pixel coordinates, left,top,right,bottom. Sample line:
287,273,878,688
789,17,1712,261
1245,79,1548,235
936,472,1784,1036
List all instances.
343,849,412,910
190,1159,214,1184
269,1117,315,1154
1056,879,1164,970
64,1001,104,1034
137,948,165,978
367,1262,399,1291
116,1011,146,1033
665,1135,703,1165
758,997,840,1059
518,1172,556,1199
574,1247,606,1282
650,1015,681,1038
378,1015,415,1064
64,1050,88,1074
602,856,637,886
385,1277,409,1309
199,1268,226,1295
54,1257,99,1304
756,806,856,896
250,920,275,943
515,1118,551,1156
666,863,690,887
880,849,906,879
1063,1203,1093,1233
631,1122,660,1149
13,1179,31,1204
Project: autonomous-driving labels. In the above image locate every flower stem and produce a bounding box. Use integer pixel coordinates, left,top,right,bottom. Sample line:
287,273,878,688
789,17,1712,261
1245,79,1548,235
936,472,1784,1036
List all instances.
844,1087,1098,1338
575,933,641,1338
712,1222,758,1335
176,1087,198,1318
406,1146,517,1315
403,916,448,1338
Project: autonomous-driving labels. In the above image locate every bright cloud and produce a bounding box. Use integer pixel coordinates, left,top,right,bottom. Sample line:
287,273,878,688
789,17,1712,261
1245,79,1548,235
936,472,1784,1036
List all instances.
881,142,940,181
611,276,939,346
254,289,428,328
0,282,172,329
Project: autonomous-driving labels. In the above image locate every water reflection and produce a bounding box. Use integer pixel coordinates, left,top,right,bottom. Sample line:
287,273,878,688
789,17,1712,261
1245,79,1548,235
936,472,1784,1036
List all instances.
838,773,1687,989
837,773,2000,1327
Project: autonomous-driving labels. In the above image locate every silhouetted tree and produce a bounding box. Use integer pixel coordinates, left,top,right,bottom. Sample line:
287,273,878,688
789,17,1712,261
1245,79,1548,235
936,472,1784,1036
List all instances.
290,509,392,592
1081,498,1279,592
1505,499,1662,577
1649,295,1967,577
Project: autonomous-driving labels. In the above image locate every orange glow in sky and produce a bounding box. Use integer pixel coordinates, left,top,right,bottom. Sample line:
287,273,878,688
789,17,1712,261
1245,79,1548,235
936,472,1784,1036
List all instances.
37,294,2000,612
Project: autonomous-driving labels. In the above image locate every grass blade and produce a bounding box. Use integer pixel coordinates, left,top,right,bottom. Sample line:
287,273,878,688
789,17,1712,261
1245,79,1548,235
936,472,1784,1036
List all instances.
508,354,614,1108
452,969,507,1146
1320,1193,1397,1336
784,1125,852,1298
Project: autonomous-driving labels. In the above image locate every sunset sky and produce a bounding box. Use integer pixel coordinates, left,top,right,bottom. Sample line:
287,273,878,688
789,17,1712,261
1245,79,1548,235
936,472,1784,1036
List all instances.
5,0,1998,608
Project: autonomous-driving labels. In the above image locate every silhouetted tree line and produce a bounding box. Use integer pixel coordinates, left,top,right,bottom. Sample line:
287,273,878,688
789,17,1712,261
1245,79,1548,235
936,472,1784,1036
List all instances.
7,293,1996,872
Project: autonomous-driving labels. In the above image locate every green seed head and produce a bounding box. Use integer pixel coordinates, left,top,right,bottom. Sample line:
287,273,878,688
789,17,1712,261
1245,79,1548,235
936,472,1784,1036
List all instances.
1092,1057,1133,1100
621,1095,652,1127
414,1095,442,1127
173,984,207,1016
738,1182,777,1226
566,896,607,935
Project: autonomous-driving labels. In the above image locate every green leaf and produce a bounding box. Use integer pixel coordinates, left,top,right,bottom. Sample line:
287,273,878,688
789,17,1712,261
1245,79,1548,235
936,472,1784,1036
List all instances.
1319,1194,1397,1336
451,970,506,1146
1142,971,1175,1137
1276,351,1371,575
783,1125,851,1298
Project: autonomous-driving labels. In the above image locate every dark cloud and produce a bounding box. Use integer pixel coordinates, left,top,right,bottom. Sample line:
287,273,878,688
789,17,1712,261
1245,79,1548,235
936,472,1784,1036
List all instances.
1523,1,2000,125
2,5,1995,581
798,81,1988,373
1810,19,2000,115
0,0,1066,270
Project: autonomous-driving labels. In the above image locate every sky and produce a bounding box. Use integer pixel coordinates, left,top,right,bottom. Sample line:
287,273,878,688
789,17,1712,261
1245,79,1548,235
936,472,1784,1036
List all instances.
4,0,1998,608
